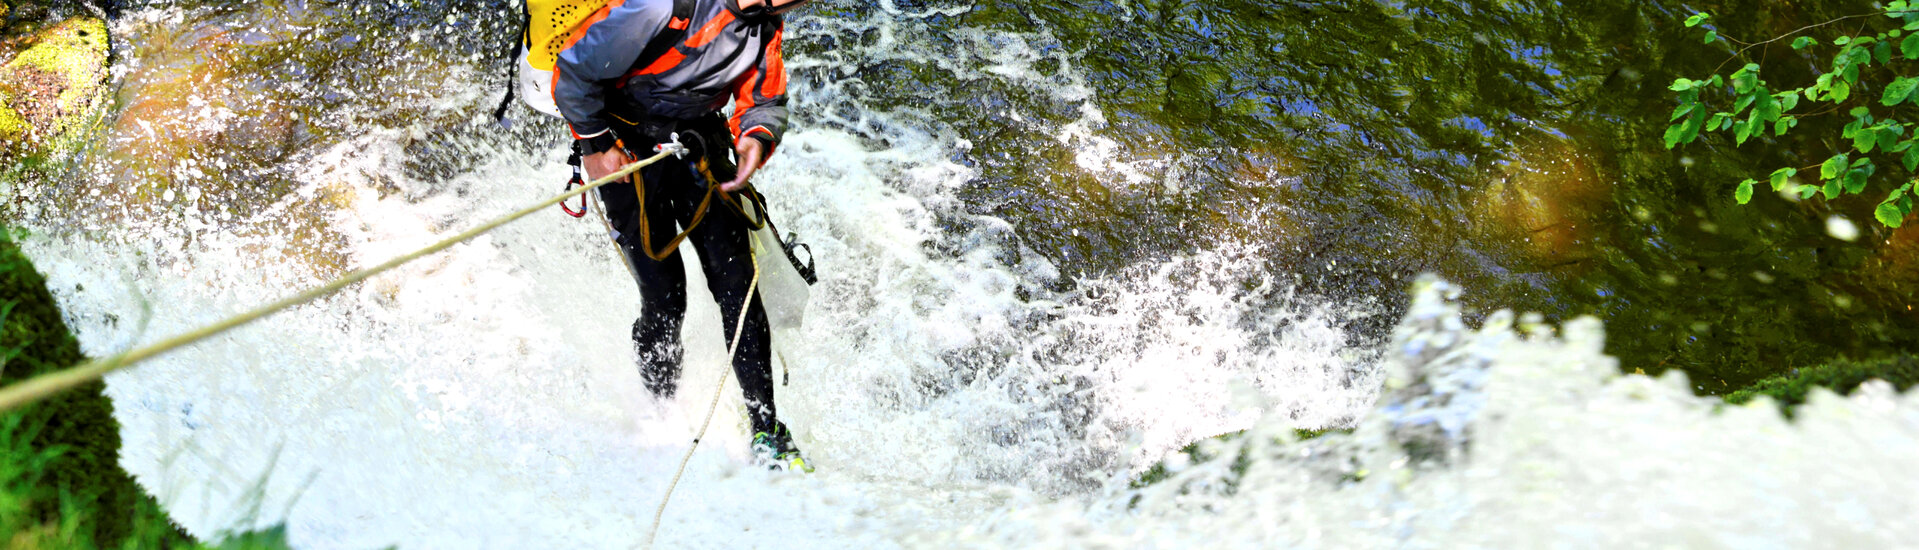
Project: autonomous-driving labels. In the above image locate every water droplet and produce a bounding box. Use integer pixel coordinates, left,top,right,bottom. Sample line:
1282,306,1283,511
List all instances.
1826,216,1860,241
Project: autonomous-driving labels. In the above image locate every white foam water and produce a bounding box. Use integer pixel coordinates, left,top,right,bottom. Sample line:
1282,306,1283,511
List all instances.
8,1,1916,548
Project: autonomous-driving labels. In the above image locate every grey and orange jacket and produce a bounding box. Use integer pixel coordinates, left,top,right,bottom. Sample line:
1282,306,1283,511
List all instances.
553,0,787,156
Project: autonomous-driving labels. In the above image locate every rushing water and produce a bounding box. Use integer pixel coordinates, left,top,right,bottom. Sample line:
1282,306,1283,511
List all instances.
2,0,1917,547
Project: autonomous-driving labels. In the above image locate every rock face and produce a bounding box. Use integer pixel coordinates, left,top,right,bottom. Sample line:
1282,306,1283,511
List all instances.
0,15,110,168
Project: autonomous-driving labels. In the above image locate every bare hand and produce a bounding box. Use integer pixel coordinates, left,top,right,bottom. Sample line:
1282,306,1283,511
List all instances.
583,147,634,184
720,138,767,193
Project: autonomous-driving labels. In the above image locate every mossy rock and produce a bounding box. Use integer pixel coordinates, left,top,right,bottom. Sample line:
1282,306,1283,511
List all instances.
0,228,194,546
0,15,109,167
1724,355,1919,413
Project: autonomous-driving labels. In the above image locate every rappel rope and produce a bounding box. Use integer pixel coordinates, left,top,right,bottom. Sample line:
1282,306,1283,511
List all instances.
643,235,763,549
0,146,685,413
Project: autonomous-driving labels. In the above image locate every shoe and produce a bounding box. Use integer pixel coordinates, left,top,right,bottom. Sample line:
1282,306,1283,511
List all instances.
750,425,814,473
634,320,682,399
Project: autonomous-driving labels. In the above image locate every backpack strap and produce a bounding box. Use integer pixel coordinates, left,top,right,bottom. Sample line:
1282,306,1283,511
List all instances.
491,0,535,122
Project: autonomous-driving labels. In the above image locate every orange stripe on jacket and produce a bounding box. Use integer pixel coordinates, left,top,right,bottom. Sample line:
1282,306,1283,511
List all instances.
637,9,735,76
759,29,786,98
728,67,761,140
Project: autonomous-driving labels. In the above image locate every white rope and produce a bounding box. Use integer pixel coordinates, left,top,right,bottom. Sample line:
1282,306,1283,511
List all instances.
644,238,763,548
0,146,683,413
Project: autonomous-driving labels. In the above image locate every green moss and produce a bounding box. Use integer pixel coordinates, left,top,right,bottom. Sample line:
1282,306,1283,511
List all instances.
0,227,196,547
0,228,295,548
0,16,108,163
1724,355,1919,413
0,94,21,141
4,17,107,114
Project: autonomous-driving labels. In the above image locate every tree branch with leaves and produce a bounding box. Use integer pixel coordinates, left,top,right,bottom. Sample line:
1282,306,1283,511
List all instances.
1667,5,1919,228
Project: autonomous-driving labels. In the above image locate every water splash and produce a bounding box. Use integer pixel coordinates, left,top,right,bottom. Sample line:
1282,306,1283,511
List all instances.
7,1,1914,548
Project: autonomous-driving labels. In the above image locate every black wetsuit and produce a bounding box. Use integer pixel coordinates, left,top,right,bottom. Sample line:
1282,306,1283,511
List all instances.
598,116,779,438
550,0,790,439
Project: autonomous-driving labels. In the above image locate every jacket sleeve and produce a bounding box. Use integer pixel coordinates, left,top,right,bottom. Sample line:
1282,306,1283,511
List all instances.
553,0,674,140
728,22,789,156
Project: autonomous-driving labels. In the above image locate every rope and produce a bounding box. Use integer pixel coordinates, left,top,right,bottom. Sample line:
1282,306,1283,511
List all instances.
0,147,684,414
644,236,762,548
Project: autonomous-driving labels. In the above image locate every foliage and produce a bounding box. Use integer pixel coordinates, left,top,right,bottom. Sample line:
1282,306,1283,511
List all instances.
1724,355,1919,413
0,227,194,546
1667,6,1919,227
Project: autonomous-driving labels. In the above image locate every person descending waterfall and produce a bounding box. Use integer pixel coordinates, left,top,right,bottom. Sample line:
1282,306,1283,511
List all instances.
544,0,814,471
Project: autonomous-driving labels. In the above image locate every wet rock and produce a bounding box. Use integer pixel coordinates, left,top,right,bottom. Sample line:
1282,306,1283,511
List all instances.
1471,131,1610,270
0,16,109,168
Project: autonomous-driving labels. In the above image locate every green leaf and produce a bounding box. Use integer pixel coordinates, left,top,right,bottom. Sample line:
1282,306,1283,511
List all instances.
1795,36,1817,50
1671,103,1696,122
1856,128,1879,152
1825,179,1843,199
1886,77,1919,106
1877,41,1894,64
1904,33,1919,59
1735,92,1756,114
1735,179,1755,204
1733,67,1759,94
1685,13,1710,27
1757,95,1781,122
1776,118,1793,136
1682,110,1704,144
1664,123,1686,149
1704,30,1718,44
1904,145,1919,171
1847,168,1871,194
1877,202,1907,227
1669,78,1695,92
1837,36,1854,46
1801,185,1822,199
1770,167,1797,190
1663,110,1706,149
1736,120,1753,145
1832,80,1853,101
1823,154,1849,179
1778,92,1800,112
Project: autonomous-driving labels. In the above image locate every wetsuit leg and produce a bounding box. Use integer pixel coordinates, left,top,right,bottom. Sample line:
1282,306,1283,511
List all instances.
598,161,694,398
687,192,778,437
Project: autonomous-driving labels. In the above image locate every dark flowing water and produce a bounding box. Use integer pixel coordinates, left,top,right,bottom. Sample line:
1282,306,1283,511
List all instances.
799,0,1918,393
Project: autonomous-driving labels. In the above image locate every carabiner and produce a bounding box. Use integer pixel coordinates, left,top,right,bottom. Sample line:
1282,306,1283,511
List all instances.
560,168,588,218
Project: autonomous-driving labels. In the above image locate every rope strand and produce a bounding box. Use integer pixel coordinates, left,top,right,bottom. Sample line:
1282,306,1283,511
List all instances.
644,237,763,548
0,147,682,413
